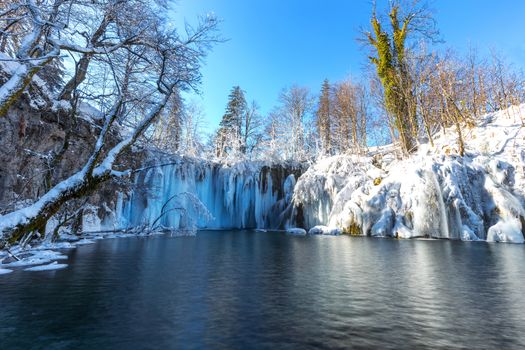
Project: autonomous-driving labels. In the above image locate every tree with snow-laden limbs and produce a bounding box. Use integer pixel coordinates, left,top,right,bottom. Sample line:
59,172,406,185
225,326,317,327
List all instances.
0,0,220,247
331,79,369,154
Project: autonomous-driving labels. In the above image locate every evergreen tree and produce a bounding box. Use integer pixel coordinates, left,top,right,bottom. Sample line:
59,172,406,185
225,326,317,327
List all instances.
216,86,247,156
316,79,332,155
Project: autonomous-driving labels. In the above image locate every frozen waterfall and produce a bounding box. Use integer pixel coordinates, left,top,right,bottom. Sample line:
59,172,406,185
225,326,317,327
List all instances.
116,158,302,231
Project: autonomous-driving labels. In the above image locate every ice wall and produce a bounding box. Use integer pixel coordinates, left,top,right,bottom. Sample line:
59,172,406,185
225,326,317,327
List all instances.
292,105,525,243
116,158,302,231
293,153,525,243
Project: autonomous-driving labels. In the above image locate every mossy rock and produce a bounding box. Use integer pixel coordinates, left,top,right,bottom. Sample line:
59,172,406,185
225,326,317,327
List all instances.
343,221,362,236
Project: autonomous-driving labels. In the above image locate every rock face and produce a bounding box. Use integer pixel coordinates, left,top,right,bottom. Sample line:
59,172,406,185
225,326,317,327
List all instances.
0,79,132,233
1,104,91,208
292,105,525,243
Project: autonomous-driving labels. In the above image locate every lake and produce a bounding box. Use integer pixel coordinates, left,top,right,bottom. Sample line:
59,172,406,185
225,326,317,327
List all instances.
0,230,524,349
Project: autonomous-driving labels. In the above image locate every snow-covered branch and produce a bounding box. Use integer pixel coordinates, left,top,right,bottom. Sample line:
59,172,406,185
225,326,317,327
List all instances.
0,82,173,247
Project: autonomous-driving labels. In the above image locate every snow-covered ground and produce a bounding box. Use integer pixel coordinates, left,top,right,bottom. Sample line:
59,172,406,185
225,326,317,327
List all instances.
293,104,525,243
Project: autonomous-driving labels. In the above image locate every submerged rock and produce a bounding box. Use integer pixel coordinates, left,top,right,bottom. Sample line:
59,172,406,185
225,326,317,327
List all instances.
286,228,307,235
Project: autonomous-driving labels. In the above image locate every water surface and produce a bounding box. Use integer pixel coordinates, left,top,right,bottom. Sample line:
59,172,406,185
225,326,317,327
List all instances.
1,231,524,349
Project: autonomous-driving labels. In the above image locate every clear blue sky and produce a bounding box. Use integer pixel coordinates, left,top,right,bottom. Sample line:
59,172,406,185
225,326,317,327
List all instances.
172,0,525,133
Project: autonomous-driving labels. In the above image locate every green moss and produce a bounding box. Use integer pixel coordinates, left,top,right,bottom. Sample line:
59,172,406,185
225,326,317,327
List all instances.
367,6,416,154
343,221,362,236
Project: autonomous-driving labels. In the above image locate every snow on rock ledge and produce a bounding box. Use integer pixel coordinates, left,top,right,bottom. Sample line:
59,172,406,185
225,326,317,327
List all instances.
308,225,341,235
293,104,525,243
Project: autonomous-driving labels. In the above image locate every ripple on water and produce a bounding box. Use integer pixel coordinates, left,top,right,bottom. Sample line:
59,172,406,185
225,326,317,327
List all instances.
0,231,524,349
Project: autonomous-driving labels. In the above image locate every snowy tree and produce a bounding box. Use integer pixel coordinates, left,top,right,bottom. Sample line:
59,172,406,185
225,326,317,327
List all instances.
279,85,314,160
0,1,220,246
260,86,315,161
180,101,206,157
332,79,368,153
242,100,264,156
316,79,332,155
151,92,184,153
215,86,247,157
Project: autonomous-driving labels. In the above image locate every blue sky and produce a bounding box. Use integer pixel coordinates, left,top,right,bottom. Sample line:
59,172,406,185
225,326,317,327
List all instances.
172,0,525,133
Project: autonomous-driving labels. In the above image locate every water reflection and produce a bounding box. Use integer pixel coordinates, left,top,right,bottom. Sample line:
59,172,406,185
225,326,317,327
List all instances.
0,232,524,349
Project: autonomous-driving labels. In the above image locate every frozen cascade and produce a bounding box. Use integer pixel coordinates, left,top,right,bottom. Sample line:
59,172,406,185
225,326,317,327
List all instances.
291,104,525,243
429,168,450,239
116,159,302,230
112,105,525,243
293,153,525,242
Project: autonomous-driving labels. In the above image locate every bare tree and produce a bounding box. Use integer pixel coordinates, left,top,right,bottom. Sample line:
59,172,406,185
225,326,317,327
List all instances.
278,85,314,160
243,100,263,156
181,100,206,157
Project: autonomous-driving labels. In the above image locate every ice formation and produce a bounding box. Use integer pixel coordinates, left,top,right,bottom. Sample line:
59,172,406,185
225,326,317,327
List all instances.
111,105,525,243
116,158,302,231
293,104,525,243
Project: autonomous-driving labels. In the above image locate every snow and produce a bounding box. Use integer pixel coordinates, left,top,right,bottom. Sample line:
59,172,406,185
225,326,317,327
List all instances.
0,268,13,275
78,102,103,121
3,249,67,267
292,104,525,243
308,225,341,235
0,52,53,105
487,220,525,243
24,261,68,271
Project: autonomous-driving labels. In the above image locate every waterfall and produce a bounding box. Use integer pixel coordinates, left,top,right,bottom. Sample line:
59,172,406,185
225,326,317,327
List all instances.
430,169,451,239
116,159,302,231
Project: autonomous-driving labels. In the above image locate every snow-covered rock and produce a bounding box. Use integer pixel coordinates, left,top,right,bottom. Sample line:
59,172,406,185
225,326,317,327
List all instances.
308,225,341,235
286,227,307,235
292,104,525,243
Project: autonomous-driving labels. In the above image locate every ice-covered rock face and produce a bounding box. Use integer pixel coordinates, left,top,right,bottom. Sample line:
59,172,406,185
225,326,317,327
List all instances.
292,155,384,230
293,153,525,243
292,104,525,243
116,159,302,231
115,105,525,243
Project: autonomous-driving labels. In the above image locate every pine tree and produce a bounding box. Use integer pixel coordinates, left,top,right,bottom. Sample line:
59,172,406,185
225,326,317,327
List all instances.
316,79,332,155
216,86,247,156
